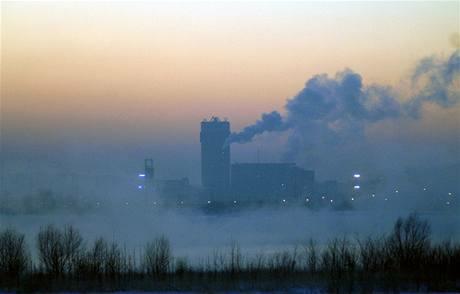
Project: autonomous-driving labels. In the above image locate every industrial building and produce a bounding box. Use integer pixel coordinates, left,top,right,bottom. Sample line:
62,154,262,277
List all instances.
231,163,314,202
156,177,202,204
136,117,391,208
199,117,314,202
140,117,316,205
200,117,231,193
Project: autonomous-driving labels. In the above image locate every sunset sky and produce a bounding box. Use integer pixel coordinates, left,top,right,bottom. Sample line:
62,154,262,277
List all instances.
1,1,459,182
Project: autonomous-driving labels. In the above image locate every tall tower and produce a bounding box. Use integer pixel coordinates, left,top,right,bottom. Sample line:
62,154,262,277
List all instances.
200,117,230,193
144,158,154,190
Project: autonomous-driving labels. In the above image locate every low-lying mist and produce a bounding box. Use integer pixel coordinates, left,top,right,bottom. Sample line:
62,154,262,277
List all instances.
2,189,458,264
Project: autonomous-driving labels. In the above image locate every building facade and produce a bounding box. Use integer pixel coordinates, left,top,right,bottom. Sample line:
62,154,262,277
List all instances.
200,117,231,193
231,163,314,202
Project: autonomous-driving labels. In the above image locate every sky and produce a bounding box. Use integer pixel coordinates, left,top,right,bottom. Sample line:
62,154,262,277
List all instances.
1,1,459,184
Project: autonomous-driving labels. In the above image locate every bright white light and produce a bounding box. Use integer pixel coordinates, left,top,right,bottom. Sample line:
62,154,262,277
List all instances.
423,188,427,191
353,174,361,178
351,197,354,201
233,200,237,204
282,199,286,203
207,200,211,204
372,194,375,198
395,190,399,193
330,199,334,203
138,174,146,177
354,185,360,189
306,198,310,202
138,185,143,189
448,192,452,196
321,196,325,200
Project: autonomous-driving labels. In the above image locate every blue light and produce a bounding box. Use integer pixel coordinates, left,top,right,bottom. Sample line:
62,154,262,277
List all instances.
139,174,146,177
138,185,143,189
354,185,360,189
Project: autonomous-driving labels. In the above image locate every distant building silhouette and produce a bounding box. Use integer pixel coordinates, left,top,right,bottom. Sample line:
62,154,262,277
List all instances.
231,163,314,202
200,117,231,193
144,158,155,190
156,177,198,203
151,118,317,205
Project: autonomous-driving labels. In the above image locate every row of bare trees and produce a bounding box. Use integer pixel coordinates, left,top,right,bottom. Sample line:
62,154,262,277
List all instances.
1,213,459,291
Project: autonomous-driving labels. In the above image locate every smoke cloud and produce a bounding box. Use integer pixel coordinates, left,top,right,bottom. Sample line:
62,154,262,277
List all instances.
228,50,460,177
226,111,288,145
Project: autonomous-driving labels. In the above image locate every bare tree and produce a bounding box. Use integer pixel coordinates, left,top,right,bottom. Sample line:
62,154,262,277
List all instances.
62,225,84,274
357,236,386,274
143,236,171,276
104,242,122,277
0,228,30,279
87,238,108,276
387,213,431,271
304,238,318,273
37,225,65,275
211,249,226,273
36,225,84,276
174,257,189,276
321,237,356,279
268,247,298,275
228,240,242,274
249,252,266,272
